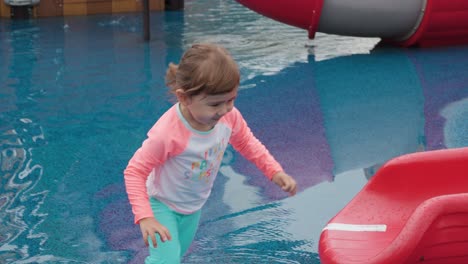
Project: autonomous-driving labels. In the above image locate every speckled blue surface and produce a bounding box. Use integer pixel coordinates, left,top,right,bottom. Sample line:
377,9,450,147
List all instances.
1,1,467,263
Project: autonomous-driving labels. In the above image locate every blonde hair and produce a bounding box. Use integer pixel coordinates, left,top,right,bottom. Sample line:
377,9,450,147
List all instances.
165,43,240,96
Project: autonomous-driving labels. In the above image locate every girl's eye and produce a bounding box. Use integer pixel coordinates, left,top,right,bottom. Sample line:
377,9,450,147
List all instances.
209,98,235,107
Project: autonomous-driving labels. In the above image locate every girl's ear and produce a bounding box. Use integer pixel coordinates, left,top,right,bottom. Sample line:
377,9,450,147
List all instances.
176,89,191,105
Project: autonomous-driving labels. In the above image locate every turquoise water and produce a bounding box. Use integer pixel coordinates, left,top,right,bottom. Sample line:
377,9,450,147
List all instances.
1,0,467,263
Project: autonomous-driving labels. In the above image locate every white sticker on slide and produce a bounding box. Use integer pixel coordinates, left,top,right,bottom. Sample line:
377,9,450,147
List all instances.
323,223,387,232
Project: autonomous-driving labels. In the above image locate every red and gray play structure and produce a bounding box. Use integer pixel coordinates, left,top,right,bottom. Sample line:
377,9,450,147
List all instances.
236,0,468,47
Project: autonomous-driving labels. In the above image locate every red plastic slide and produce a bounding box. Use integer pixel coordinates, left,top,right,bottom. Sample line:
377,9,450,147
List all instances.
319,147,468,264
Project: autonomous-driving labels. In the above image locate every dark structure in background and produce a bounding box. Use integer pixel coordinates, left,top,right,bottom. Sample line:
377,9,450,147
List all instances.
165,0,183,10
143,0,183,41
10,6,32,19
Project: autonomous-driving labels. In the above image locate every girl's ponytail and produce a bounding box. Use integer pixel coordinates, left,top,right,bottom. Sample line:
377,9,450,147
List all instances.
165,62,179,93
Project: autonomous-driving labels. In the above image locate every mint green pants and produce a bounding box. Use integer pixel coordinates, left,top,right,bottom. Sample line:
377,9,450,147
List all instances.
145,198,201,264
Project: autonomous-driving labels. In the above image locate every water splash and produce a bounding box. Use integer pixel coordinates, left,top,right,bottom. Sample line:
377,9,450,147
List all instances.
0,118,48,263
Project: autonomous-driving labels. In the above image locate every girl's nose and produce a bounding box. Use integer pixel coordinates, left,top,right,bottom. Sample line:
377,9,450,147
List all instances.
226,102,234,113
219,103,233,116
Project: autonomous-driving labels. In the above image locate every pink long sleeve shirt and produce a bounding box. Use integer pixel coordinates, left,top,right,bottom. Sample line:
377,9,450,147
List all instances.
124,103,283,224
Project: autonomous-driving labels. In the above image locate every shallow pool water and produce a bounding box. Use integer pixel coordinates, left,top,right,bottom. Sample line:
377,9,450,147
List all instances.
1,0,467,263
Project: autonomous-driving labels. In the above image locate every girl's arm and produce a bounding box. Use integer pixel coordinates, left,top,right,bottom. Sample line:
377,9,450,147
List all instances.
228,108,297,195
124,134,175,247
124,135,164,224
228,107,284,180
124,105,189,246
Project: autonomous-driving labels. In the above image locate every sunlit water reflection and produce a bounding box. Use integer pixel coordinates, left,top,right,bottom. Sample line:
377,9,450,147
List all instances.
1,0,467,263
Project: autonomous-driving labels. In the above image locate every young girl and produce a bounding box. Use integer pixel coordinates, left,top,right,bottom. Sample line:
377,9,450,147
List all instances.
124,43,297,263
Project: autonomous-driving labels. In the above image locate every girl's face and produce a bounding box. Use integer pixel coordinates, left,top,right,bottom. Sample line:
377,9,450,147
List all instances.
179,88,238,131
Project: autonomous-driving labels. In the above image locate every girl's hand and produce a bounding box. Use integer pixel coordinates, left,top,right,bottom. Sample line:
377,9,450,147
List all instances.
139,217,172,247
272,172,297,196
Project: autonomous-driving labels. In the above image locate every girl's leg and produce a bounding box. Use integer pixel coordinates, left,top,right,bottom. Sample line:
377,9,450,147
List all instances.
178,209,201,258
145,198,182,264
